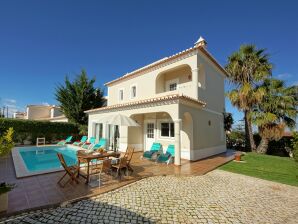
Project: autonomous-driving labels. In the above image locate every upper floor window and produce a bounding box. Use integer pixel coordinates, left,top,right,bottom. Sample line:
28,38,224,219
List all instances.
166,78,178,92
119,89,124,101
131,85,137,99
169,83,177,91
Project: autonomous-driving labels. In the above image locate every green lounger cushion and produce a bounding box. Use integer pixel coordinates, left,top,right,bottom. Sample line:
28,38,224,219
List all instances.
157,145,175,163
81,137,96,149
92,138,107,150
73,136,87,146
57,136,73,145
143,142,161,159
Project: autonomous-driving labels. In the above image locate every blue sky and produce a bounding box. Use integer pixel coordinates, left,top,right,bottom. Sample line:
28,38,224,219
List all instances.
0,0,297,125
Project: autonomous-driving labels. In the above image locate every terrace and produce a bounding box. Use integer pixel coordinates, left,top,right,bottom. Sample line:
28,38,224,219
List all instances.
0,150,235,215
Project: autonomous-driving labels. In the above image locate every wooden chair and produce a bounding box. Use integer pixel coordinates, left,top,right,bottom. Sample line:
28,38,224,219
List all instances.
90,159,112,185
57,153,79,188
112,157,128,179
124,147,135,172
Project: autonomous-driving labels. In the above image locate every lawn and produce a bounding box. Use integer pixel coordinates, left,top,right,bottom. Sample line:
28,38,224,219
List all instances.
219,152,298,186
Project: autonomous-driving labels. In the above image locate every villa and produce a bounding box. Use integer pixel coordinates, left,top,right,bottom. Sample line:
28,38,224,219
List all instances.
85,36,227,165
13,104,68,122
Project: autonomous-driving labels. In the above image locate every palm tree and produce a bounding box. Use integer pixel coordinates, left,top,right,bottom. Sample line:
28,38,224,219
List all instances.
251,79,297,154
225,45,272,151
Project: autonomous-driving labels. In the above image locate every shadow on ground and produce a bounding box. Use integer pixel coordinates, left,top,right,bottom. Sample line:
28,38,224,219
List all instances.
3,199,156,223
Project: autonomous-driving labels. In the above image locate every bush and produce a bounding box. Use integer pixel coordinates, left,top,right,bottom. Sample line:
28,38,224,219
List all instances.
0,118,79,145
291,132,298,162
0,127,14,157
0,182,15,194
226,131,246,151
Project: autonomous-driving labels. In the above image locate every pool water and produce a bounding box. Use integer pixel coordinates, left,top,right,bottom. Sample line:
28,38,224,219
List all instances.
19,146,78,172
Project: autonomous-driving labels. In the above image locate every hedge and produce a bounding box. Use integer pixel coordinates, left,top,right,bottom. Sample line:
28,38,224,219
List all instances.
0,118,80,145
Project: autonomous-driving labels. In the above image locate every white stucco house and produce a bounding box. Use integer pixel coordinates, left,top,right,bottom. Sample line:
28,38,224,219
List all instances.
85,36,227,165
13,105,68,122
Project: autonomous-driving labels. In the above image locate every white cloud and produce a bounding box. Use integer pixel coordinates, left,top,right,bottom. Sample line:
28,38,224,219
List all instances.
276,73,293,79
41,102,50,106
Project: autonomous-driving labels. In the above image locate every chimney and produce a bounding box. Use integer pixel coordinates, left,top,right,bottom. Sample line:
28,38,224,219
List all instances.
194,36,207,48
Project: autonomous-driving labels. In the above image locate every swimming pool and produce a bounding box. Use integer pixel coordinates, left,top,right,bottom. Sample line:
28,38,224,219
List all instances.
12,145,80,177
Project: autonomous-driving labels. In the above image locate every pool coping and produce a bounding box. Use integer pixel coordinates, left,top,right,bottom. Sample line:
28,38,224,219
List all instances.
12,145,81,178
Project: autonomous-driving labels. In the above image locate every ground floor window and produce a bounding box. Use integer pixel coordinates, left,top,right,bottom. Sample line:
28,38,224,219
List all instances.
160,122,174,137
95,123,103,141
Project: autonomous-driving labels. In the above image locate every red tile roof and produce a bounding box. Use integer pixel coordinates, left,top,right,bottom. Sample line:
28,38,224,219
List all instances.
105,45,228,86
85,94,206,113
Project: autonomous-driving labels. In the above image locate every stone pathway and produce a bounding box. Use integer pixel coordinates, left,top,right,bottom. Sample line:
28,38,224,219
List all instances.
2,170,298,224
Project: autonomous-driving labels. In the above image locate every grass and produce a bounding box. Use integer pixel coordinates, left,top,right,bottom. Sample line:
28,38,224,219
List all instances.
219,152,298,186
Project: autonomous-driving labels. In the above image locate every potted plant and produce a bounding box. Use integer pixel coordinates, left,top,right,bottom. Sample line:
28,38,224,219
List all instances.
0,127,15,212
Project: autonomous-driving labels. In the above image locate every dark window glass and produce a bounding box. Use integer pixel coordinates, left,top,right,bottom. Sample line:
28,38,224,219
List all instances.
161,123,169,137
170,123,174,137
169,83,177,91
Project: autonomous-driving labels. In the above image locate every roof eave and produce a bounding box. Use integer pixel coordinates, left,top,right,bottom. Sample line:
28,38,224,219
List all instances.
104,45,228,87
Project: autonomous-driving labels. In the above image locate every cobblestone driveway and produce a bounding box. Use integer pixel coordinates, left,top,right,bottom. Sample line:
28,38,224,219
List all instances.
2,170,298,224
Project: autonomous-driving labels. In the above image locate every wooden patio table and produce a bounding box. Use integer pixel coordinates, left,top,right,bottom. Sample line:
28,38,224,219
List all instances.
77,150,121,184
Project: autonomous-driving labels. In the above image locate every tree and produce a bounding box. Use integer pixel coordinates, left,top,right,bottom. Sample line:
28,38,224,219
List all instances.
55,70,104,125
291,132,298,162
223,112,234,132
225,45,272,151
251,79,297,154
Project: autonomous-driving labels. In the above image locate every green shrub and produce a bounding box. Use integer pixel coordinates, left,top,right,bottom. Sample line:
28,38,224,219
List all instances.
291,132,298,162
0,127,14,157
0,118,79,145
0,182,15,194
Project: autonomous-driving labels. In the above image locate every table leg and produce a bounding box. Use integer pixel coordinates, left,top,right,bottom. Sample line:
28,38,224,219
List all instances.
77,159,80,178
86,161,90,184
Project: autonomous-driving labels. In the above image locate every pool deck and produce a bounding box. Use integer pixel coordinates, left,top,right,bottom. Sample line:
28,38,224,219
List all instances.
12,145,81,178
0,149,235,216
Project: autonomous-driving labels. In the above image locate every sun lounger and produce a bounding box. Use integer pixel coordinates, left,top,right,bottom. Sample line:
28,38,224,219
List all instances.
156,144,175,165
142,142,161,159
81,137,96,149
57,136,73,145
73,136,87,146
92,138,107,151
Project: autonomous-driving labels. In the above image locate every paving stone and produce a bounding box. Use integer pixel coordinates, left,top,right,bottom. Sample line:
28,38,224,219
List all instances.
2,170,298,224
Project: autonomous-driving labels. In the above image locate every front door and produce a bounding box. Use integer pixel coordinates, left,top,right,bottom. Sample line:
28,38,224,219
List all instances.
145,122,155,151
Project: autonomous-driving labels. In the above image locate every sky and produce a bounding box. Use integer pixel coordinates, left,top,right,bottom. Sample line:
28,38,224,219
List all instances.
0,0,297,125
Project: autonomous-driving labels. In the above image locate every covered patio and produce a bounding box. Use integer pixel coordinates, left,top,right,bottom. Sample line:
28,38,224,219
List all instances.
86,94,207,165
0,150,235,215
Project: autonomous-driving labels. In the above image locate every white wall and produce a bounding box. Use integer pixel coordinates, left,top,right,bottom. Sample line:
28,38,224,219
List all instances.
107,54,198,106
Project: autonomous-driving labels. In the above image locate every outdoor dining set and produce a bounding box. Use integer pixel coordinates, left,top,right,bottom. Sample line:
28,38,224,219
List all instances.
57,137,135,188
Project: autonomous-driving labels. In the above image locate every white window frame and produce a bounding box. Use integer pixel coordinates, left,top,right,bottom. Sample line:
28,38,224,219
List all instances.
158,119,175,139
130,84,137,99
118,88,124,102
165,78,179,92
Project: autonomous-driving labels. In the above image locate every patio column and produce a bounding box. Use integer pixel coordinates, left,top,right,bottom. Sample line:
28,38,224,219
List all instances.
174,119,182,166
192,68,199,99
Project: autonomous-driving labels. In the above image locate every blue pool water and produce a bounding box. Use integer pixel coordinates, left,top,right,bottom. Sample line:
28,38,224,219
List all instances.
19,146,78,172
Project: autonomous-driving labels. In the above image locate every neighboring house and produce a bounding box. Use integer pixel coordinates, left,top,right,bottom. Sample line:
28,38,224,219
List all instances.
13,111,26,119
14,105,68,122
85,36,227,165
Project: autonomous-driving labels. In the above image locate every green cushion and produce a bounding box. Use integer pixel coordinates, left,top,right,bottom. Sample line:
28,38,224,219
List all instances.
151,143,161,151
166,145,175,156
